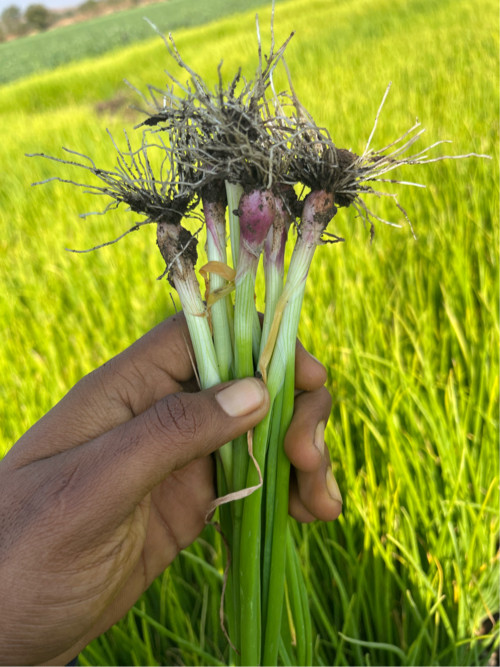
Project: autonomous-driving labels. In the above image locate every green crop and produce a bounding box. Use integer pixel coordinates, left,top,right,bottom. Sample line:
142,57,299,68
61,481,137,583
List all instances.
0,0,497,664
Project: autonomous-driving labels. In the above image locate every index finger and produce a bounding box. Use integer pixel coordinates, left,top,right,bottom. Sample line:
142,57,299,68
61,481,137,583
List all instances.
11,314,197,463
71,313,196,418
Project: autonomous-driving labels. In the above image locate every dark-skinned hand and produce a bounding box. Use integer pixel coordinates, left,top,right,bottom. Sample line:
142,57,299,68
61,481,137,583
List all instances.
0,314,342,665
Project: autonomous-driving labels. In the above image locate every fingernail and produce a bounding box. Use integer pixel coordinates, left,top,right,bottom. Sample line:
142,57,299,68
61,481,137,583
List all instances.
326,468,343,504
314,421,326,457
216,378,266,417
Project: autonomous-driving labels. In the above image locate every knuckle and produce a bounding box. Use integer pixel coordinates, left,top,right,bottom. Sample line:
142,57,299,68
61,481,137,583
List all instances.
147,393,204,447
114,361,147,401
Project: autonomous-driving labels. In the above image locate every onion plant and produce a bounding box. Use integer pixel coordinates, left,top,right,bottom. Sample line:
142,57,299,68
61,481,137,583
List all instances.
29,9,489,665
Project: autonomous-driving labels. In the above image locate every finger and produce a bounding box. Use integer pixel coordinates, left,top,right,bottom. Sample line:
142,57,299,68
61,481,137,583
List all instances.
294,339,327,391
288,471,317,523
11,315,198,463
284,387,332,473
284,384,341,522
70,312,195,417
43,378,270,528
293,461,343,522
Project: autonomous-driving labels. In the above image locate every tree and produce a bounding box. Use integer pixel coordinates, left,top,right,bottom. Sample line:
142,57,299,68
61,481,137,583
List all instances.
79,0,99,16
24,3,52,31
1,5,22,35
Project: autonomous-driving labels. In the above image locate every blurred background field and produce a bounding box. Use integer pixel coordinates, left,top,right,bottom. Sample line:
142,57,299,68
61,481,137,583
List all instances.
0,0,285,85
0,0,498,664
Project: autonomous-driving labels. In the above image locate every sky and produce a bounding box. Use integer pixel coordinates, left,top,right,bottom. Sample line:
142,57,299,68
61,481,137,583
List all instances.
0,0,80,14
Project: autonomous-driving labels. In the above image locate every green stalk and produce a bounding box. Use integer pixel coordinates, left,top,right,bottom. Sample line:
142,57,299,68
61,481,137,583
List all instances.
203,196,238,658
299,545,313,667
239,234,310,665
225,181,243,269
203,195,233,383
231,187,277,490
233,261,257,489
231,189,277,664
262,358,294,665
259,194,290,358
239,323,290,664
260,190,337,664
237,190,335,663
227,435,244,655
231,260,258,662
285,528,309,666
260,201,290,649
261,381,285,622
203,191,234,490
228,182,261,367
238,403,275,665
215,465,237,665
234,265,256,377
259,259,283,358
261,279,307,666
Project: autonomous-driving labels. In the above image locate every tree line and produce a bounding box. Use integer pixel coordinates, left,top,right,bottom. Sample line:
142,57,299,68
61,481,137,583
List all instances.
0,0,146,40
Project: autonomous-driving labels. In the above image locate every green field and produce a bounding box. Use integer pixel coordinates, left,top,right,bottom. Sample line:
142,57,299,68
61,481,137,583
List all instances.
0,0,498,664
0,0,285,85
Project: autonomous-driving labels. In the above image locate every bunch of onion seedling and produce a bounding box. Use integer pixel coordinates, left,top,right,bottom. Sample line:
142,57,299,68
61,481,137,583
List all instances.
30,16,488,666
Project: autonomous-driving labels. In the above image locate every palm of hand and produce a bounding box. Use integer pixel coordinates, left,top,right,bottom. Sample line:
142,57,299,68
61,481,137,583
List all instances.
60,458,215,659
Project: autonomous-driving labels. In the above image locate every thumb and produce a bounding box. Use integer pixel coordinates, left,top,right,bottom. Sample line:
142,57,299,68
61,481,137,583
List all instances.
85,377,269,507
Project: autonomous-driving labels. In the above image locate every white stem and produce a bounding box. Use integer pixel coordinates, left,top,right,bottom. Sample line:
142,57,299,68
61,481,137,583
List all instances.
174,269,234,482
206,219,233,382
174,272,221,389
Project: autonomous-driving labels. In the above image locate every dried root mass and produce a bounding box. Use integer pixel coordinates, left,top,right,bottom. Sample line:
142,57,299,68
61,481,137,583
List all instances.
28,11,489,274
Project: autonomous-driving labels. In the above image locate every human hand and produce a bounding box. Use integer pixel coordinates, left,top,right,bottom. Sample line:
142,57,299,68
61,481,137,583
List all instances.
0,314,341,665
